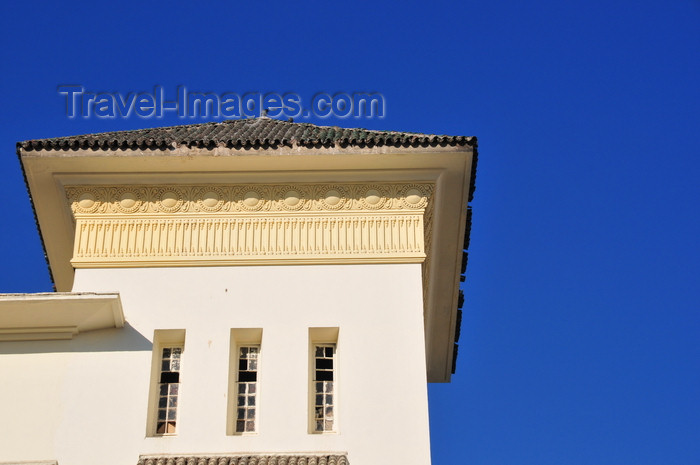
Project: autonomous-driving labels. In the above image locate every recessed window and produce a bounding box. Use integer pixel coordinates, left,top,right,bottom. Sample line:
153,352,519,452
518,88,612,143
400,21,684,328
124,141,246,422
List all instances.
156,347,182,434
313,344,335,432
235,345,259,433
228,328,263,435
147,329,185,437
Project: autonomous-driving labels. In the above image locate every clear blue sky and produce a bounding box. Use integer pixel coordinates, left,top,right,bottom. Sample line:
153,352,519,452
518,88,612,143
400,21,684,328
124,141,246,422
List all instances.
1,1,698,464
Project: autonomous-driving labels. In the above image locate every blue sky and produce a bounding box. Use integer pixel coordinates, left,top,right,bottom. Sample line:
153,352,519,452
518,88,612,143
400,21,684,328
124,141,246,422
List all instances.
1,1,698,464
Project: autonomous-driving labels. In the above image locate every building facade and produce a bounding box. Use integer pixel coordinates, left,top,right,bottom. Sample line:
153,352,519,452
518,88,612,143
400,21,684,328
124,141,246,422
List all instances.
0,118,477,465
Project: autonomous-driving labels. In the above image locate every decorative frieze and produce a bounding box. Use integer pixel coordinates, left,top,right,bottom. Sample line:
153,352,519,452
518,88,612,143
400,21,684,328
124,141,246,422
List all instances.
66,183,433,267
71,214,425,265
67,183,431,216
137,455,349,465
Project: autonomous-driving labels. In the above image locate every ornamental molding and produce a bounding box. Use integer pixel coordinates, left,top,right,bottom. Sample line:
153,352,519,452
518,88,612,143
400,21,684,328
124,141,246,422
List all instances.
67,183,432,216
65,183,433,268
71,215,426,265
137,455,349,465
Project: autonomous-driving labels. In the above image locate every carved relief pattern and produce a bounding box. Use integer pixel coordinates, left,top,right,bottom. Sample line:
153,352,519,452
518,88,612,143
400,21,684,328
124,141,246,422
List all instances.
66,182,433,267
67,183,432,215
72,215,425,263
137,455,349,465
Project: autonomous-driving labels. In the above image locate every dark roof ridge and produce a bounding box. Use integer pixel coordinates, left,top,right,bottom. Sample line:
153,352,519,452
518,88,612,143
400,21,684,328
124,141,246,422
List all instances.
17,117,477,152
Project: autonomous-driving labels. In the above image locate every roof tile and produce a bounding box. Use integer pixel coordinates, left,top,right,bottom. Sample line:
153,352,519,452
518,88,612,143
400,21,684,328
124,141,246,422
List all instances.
17,117,476,152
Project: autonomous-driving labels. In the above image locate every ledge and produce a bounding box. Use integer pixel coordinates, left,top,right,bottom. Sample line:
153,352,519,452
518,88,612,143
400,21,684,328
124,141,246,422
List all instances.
0,462,58,465
0,292,124,341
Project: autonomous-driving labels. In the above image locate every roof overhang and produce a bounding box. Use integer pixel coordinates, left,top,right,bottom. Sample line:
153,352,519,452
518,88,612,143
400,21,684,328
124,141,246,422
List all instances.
0,292,124,341
19,143,474,381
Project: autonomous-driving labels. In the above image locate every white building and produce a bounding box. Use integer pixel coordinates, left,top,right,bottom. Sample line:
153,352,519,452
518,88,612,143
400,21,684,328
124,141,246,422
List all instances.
1,118,477,465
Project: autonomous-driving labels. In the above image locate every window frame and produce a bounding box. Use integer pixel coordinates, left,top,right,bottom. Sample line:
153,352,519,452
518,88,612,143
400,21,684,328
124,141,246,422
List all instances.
312,343,336,433
154,345,183,436
234,344,260,434
227,328,263,436
308,327,339,434
146,329,186,437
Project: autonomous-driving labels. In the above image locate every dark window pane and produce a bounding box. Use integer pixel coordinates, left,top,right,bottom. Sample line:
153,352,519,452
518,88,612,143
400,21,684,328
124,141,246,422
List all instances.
160,372,179,383
239,371,257,382
236,420,245,432
239,359,247,371
316,370,333,381
316,359,333,370
325,347,334,357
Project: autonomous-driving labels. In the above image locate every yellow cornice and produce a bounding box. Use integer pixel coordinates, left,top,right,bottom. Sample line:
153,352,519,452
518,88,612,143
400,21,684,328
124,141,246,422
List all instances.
66,182,433,267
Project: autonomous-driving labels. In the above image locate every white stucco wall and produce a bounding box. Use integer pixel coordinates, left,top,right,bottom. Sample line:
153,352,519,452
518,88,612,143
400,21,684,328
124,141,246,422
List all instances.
0,264,431,465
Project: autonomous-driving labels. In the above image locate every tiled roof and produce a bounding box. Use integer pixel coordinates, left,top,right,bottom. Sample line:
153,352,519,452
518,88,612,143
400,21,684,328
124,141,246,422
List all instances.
17,117,476,151
137,455,348,465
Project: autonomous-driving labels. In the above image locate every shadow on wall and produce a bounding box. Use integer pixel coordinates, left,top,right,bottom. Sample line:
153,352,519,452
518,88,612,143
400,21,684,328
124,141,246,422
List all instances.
0,322,152,354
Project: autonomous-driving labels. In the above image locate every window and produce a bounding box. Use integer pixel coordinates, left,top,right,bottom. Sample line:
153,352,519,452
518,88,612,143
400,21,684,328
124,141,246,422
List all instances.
156,347,182,434
309,327,338,434
313,344,336,432
235,345,259,433
147,329,185,437
227,328,262,435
